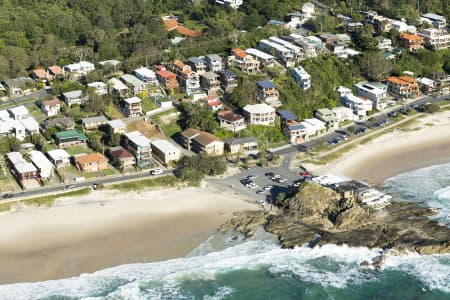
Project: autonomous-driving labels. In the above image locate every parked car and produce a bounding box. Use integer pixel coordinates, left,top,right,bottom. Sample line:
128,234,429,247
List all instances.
151,168,163,175
256,190,266,194
265,172,274,177
66,184,76,189
256,199,266,205
2,193,13,199
247,175,257,180
263,185,273,191
299,171,311,177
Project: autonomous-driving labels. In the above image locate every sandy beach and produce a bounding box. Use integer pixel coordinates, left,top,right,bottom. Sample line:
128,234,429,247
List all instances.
0,186,257,284
314,110,450,184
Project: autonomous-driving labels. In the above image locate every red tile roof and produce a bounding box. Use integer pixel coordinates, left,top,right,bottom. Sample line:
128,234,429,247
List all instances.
156,70,177,79
75,153,108,165
32,69,47,79
48,65,62,75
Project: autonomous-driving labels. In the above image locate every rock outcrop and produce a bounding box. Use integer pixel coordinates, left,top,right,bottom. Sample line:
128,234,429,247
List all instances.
223,182,450,255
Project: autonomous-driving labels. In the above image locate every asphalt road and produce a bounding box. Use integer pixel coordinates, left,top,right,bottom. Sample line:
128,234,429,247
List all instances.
272,94,448,156
0,89,52,108
2,169,175,201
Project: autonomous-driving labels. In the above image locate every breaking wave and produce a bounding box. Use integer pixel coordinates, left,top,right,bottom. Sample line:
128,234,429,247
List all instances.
0,239,448,300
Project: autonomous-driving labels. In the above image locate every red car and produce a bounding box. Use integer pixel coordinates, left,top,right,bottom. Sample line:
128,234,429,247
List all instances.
299,171,311,177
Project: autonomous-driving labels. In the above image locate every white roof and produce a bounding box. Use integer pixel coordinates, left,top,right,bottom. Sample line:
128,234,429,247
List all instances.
151,139,180,154
108,78,128,90
260,39,291,53
417,77,436,86
303,118,326,129
30,150,53,169
243,103,275,114
125,131,150,147
47,149,70,160
354,82,385,96
8,105,28,117
64,61,95,71
63,90,84,99
292,67,311,79
245,48,275,60
20,118,39,131
134,67,156,79
0,110,10,119
7,152,37,174
107,119,126,129
312,174,349,186
268,36,303,54
87,81,107,89
99,60,121,66
124,96,142,104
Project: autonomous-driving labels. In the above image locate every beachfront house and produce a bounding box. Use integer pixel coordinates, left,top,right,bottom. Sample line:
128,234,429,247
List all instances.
74,153,109,173
341,93,373,116
122,131,152,169
30,150,54,180
180,128,224,156
108,146,136,171
354,82,387,110
315,108,338,129
386,76,420,98
150,139,181,164
7,152,39,188
46,149,71,168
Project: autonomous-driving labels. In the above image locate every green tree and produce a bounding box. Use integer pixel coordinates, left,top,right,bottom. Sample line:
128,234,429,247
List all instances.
358,51,392,81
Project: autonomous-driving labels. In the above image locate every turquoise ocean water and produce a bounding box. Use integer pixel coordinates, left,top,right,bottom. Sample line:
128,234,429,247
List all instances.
1,163,450,300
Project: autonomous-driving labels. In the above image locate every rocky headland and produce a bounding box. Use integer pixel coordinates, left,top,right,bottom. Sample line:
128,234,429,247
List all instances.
221,182,450,257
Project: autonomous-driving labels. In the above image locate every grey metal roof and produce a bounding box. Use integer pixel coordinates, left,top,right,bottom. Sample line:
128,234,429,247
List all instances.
224,137,258,145
277,110,297,121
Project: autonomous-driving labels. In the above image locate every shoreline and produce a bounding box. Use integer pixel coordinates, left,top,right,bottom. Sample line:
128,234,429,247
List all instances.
311,110,450,184
0,186,258,284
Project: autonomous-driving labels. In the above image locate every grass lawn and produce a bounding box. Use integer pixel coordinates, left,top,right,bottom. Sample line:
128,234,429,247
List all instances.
65,145,93,156
84,166,119,179
104,103,125,119
184,20,208,31
0,169,18,193
28,104,47,122
142,98,158,113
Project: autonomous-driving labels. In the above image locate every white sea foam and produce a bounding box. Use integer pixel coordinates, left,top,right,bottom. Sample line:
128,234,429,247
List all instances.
0,240,448,300
384,162,450,225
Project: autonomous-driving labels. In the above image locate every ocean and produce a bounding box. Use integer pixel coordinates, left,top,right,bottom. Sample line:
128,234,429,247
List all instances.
1,164,450,300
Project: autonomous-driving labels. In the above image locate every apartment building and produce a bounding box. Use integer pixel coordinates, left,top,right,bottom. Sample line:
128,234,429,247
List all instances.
122,131,152,169
386,76,420,98
291,67,311,90
123,96,143,118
